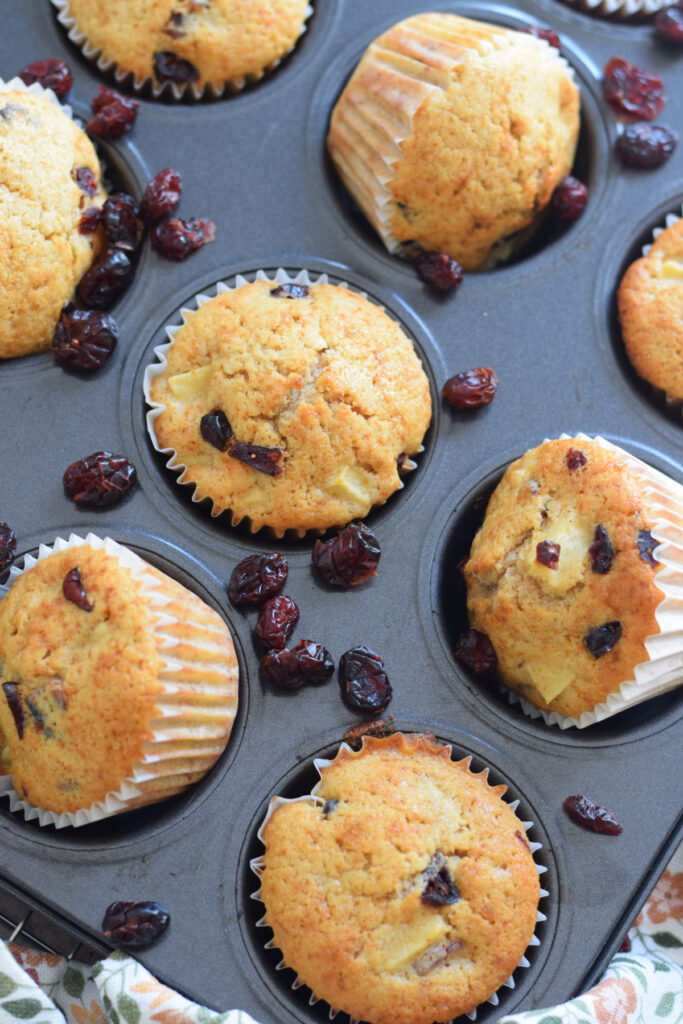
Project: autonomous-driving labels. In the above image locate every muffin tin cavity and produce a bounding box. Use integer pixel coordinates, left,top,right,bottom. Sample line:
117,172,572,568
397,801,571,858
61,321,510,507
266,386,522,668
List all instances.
238,729,553,1024
0,529,248,849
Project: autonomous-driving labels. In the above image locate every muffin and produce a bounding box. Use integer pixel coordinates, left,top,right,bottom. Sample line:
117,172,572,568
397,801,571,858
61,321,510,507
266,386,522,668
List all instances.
618,216,683,405
53,0,312,96
0,534,239,825
256,733,541,1024
146,275,432,535
328,13,580,271
464,436,683,722
0,85,107,359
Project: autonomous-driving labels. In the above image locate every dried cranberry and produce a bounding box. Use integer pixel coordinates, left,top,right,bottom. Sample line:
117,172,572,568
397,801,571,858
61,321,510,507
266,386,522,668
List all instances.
415,251,464,292
584,621,622,659
618,935,632,953
63,451,137,508
655,3,683,43
52,308,118,371
589,525,614,574
270,283,310,299
421,853,460,906
2,683,24,739
0,522,17,572
86,88,139,138
79,207,103,234
566,448,587,470
262,639,334,690
102,901,170,949
77,248,134,310
564,795,623,835
200,409,232,451
322,799,339,817
73,166,98,197
536,540,560,570
153,51,200,84
454,629,497,673
140,169,183,222
62,567,94,612
523,25,561,48
254,595,300,650
548,176,588,221
103,193,144,251
150,218,215,260
18,59,72,97
443,367,498,409
339,646,392,713
229,441,283,476
227,553,288,606
312,522,381,588
637,529,658,566
615,124,677,169
602,57,665,120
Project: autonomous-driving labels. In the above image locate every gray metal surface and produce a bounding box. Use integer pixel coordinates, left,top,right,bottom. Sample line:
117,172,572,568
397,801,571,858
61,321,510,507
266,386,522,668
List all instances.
0,1,682,1022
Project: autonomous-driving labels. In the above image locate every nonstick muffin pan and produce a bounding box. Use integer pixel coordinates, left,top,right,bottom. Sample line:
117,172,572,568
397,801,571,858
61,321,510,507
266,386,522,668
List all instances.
0,1,682,1022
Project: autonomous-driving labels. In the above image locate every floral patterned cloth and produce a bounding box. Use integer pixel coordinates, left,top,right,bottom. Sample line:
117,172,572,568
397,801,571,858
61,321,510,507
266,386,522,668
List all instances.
1,846,681,1024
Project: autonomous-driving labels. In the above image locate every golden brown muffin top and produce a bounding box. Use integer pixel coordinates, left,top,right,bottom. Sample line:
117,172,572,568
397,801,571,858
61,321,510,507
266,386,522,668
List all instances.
65,0,310,90
148,280,432,534
0,89,106,358
0,546,164,812
260,733,540,1024
618,218,683,401
465,438,664,718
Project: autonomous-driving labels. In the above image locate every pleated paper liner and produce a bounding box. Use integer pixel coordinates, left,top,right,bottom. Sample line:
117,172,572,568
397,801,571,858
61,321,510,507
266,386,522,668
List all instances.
559,0,670,19
0,532,239,828
500,434,683,730
143,267,426,540
327,12,577,271
49,0,313,101
250,733,548,1023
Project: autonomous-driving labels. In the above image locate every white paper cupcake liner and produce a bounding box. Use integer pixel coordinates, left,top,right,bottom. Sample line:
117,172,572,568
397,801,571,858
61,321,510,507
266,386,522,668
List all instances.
249,736,548,1022
559,0,669,19
49,0,313,101
327,14,576,270
500,433,683,730
0,532,239,828
143,267,423,538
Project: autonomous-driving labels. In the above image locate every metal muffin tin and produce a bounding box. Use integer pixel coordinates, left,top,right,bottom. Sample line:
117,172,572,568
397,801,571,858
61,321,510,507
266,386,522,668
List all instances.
1,1,682,1020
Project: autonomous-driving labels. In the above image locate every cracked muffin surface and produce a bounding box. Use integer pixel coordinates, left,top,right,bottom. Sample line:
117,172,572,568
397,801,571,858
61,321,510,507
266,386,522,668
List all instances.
148,280,432,534
259,733,540,1024
464,438,664,718
0,89,106,359
64,0,311,91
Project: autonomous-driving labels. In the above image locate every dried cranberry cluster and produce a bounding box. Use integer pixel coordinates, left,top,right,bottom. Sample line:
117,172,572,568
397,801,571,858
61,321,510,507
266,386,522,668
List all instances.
199,407,283,476
602,57,677,169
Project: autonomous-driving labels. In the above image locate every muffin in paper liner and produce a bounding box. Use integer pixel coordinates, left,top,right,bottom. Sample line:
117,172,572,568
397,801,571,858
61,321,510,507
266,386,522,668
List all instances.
0,532,239,828
327,12,579,272
0,77,107,359
143,268,430,538
618,206,683,418
49,0,313,101
469,434,683,730
249,733,547,1024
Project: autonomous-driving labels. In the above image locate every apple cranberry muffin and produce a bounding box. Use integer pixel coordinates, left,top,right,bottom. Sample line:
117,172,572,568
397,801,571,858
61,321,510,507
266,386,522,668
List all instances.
259,733,540,1024
618,217,683,402
0,536,239,819
0,88,106,359
59,0,311,93
464,438,668,719
328,12,580,271
147,279,431,535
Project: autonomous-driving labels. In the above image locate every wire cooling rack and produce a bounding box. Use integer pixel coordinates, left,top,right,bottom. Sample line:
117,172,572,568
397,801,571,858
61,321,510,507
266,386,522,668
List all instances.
0,874,106,964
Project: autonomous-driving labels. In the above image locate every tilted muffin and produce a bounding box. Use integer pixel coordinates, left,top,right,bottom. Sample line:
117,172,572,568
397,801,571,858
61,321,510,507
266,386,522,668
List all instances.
257,733,541,1024
328,13,580,271
464,437,683,722
146,277,432,535
0,534,239,825
55,0,311,95
618,217,683,404
0,86,107,359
